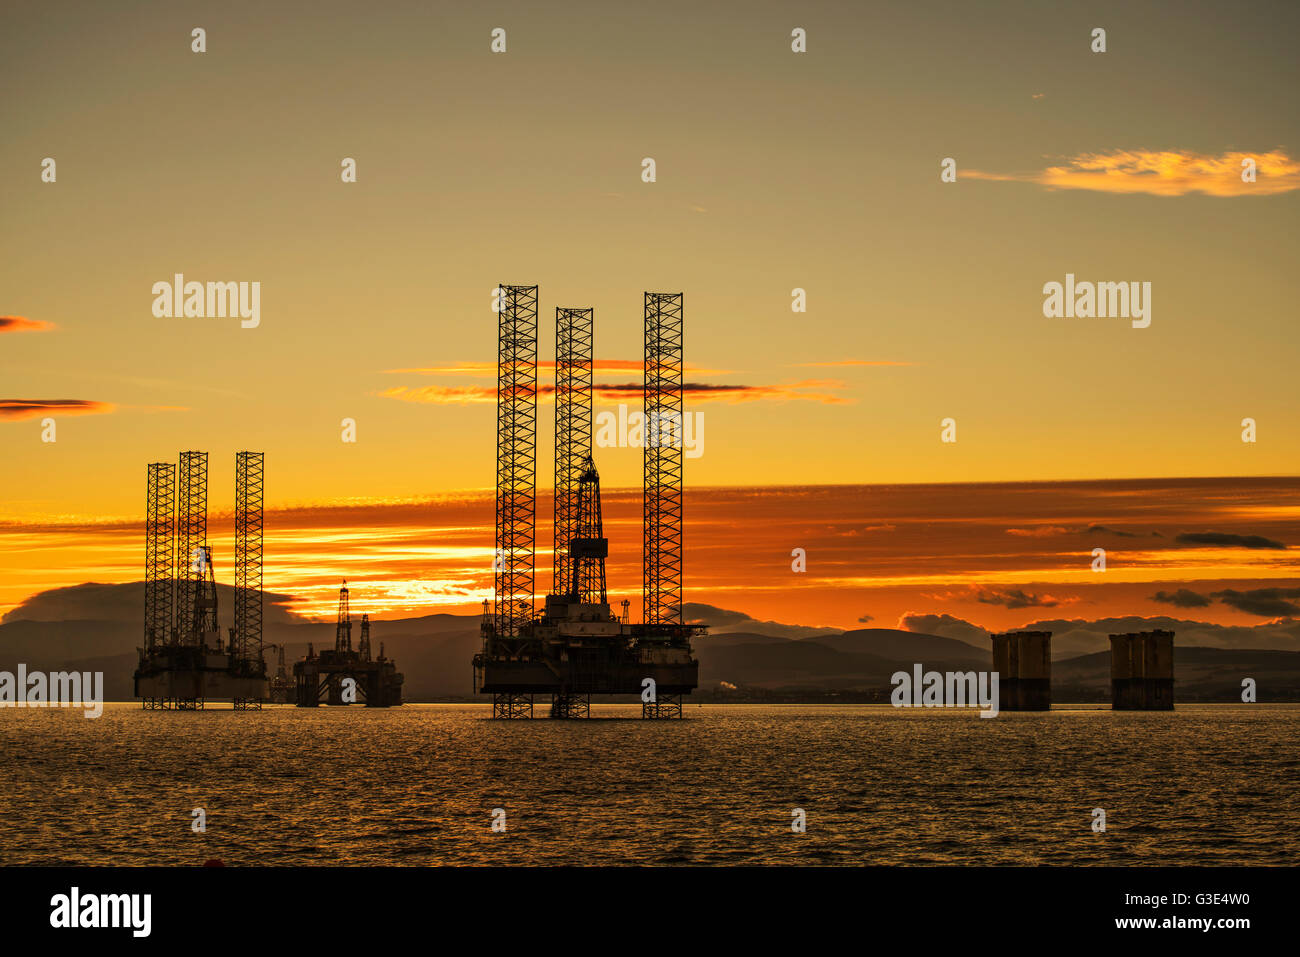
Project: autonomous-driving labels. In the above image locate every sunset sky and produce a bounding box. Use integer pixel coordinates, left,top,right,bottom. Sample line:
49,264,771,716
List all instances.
2,1,1298,628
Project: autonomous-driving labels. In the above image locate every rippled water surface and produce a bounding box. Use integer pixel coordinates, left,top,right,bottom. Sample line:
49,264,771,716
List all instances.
2,703,1295,865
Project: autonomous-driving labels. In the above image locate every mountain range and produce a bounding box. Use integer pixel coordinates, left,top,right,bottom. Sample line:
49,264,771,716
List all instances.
3,583,1299,702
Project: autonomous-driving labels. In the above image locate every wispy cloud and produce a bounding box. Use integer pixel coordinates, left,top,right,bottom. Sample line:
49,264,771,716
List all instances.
1151,588,1213,608
0,316,54,334
924,585,1076,610
1177,531,1287,550
0,399,114,421
378,379,848,406
965,148,1300,197
1088,524,1146,538
1211,587,1300,618
380,384,504,405
385,359,733,376
594,380,846,404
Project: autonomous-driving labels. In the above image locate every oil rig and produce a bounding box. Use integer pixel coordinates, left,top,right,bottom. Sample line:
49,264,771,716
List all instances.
268,645,292,703
134,451,270,709
293,582,403,706
473,288,704,718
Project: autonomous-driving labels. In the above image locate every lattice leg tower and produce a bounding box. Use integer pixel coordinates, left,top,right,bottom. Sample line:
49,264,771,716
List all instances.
160,697,203,711
549,692,590,719
554,307,594,598
493,693,534,719
642,694,683,719
643,293,684,627
494,284,538,647
144,463,175,650
175,451,209,645
234,451,265,685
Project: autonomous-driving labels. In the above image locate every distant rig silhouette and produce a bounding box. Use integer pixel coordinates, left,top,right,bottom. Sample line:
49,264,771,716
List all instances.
134,452,271,708
473,288,704,718
132,447,405,709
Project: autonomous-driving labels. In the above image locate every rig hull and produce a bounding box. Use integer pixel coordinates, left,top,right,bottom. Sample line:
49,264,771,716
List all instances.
292,653,404,707
477,656,698,696
134,646,269,702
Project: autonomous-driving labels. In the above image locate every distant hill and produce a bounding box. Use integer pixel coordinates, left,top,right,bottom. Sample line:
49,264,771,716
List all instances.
0,580,302,626
1052,645,1300,701
0,613,484,701
694,628,987,693
698,638,898,688
681,603,841,639
0,617,140,659
815,628,986,661
4,581,1300,701
694,630,792,645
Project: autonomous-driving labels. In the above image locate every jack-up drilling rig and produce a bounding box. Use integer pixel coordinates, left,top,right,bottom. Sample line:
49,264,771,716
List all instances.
473,289,703,718
134,451,270,708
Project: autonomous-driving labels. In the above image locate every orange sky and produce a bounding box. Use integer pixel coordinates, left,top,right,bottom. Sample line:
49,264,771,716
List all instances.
3,478,1298,632
2,2,1298,631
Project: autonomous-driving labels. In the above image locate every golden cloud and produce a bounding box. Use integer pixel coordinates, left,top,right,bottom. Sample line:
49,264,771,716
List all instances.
0,399,115,421
385,359,732,375
0,316,55,333
965,148,1300,196
378,379,848,406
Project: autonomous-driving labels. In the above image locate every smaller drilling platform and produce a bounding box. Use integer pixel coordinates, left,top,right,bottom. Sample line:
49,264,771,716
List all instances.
473,289,704,718
134,451,269,709
293,583,404,707
268,645,292,703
